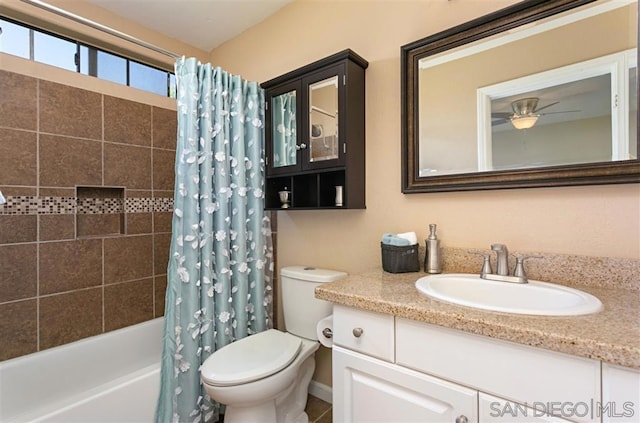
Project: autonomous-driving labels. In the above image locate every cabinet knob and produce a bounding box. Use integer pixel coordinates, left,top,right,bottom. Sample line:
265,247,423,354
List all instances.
322,328,333,339
352,327,364,338
299,143,307,150
455,415,468,423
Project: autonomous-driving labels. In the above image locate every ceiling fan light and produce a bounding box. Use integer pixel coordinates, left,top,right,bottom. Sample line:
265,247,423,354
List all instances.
510,115,539,130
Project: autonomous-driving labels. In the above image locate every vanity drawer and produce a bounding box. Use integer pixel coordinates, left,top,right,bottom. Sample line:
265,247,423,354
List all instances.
396,318,601,423
333,305,395,362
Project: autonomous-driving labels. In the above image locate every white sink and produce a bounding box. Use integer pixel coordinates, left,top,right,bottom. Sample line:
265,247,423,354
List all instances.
415,273,602,316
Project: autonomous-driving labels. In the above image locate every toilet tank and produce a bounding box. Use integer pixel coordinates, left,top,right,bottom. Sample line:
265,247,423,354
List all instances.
281,266,347,340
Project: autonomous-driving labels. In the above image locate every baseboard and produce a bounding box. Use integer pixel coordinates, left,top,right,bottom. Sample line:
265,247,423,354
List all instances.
308,380,332,404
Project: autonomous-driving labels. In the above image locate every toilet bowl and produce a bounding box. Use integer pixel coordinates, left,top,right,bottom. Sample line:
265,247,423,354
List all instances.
200,266,346,423
202,330,319,422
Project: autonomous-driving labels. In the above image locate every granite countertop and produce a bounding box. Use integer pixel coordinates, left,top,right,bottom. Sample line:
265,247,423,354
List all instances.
315,269,640,369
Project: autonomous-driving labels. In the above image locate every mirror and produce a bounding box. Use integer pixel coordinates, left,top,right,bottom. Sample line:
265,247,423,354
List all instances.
309,76,339,162
402,0,640,192
272,90,297,168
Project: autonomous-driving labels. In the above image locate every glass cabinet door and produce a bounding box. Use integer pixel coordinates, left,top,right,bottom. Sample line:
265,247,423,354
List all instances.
271,89,298,168
308,75,339,163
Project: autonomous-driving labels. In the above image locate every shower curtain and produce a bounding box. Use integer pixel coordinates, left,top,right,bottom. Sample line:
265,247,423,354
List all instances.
155,57,273,423
272,91,297,167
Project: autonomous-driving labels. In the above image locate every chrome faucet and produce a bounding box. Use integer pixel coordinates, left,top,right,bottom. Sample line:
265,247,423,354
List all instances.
491,243,509,276
471,244,542,284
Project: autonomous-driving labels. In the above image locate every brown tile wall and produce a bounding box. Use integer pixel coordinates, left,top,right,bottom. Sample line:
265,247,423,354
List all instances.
0,69,177,361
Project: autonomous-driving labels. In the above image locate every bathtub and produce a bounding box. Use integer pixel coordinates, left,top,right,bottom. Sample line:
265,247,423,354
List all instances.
0,318,164,423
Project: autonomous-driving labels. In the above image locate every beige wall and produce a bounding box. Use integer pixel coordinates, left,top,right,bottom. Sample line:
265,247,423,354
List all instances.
211,0,640,386
211,0,640,262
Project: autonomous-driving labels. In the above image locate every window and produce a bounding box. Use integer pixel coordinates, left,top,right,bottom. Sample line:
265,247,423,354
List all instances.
95,50,127,85
169,73,177,98
0,19,29,59
130,61,169,96
33,31,77,72
0,17,175,98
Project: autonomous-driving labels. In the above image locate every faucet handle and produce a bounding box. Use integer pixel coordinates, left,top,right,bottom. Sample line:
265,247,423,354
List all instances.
513,255,543,278
480,255,493,277
468,249,493,276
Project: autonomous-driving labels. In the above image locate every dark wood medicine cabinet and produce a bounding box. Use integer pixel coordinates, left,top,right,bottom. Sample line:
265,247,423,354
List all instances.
262,49,368,210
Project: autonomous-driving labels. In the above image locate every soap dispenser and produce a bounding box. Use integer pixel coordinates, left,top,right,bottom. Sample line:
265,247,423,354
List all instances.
424,224,442,274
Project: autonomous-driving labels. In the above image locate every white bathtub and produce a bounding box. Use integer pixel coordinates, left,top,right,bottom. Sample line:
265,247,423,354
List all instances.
0,318,164,423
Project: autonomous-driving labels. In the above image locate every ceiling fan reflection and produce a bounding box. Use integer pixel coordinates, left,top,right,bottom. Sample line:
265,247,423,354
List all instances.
492,97,579,130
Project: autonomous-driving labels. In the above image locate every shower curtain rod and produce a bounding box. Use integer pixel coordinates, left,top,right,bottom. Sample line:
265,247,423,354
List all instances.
19,0,181,60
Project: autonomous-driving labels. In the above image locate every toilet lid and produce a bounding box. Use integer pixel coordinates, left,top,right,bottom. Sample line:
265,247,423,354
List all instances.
201,329,302,387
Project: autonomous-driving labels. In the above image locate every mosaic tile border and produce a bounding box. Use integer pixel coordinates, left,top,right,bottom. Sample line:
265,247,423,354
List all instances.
0,196,76,215
0,196,174,215
125,197,174,213
78,198,123,214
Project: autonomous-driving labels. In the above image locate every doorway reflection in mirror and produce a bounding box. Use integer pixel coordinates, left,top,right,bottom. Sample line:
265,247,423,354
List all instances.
309,76,339,162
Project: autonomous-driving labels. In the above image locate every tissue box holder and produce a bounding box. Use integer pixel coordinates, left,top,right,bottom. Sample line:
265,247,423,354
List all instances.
381,242,420,273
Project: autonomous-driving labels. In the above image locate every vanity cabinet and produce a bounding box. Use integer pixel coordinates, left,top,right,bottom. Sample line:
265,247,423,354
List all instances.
262,50,368,210
602,364,640,423
331,305,634,423
334,347,478,422
397,318,598,423
332,306,477,422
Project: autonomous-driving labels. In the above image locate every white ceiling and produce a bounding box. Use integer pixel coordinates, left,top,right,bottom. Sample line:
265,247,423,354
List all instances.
84,0,293,52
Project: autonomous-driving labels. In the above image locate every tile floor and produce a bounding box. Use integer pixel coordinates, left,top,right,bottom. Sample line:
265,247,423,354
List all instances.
305,394,333,423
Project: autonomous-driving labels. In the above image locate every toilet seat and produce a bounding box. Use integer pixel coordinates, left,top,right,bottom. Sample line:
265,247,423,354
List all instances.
201,329,302,387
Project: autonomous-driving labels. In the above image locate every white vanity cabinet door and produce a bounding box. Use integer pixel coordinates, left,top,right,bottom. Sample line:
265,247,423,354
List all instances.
333,345,478,423
332,305,395,362
396,318,601,423
602,363,640,423
479,393,573,422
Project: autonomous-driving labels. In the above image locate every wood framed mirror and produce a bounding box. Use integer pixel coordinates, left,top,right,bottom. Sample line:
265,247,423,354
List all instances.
401,0,640,193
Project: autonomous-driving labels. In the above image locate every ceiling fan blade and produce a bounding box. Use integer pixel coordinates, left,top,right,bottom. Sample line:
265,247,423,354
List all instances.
540,110,580,115
492,119,510,126
533,101,560,113
491,112,512,118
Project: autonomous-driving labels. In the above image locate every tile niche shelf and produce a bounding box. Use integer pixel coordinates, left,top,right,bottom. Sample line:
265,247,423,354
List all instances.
262,49,368,210
76,186,125,238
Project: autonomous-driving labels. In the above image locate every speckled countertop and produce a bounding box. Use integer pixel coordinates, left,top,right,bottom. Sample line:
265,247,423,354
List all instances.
315,269,640,369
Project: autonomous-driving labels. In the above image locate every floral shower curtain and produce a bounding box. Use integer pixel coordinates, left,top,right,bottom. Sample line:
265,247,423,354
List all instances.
155,57,274,423
272,91,297,167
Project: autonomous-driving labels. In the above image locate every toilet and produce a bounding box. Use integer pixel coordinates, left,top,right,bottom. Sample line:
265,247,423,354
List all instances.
201,266,346,423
